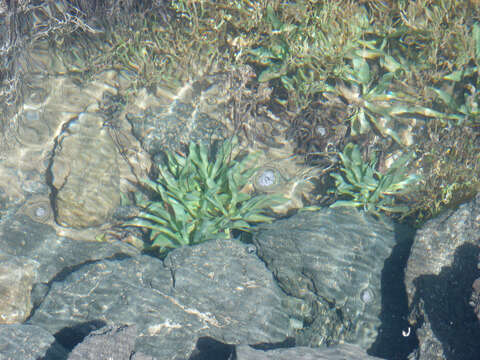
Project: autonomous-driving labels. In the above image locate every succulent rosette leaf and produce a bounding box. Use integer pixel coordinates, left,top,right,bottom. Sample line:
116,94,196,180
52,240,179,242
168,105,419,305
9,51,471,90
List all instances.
123,138,285,252
330,143,419,216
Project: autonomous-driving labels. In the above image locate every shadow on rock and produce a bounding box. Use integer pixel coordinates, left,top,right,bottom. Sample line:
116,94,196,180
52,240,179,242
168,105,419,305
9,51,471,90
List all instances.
410,243,480,360
369,222,418,359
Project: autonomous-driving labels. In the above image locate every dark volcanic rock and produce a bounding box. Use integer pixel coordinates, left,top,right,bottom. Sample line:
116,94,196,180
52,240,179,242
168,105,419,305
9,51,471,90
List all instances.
0,213,139,284
67,324,154,360
26,239,297,359
235,343,384,360
0,324,68,360
0,212,139,324
471,275,480,323
253,208,398,349
405,194,480,360
162,239,297,343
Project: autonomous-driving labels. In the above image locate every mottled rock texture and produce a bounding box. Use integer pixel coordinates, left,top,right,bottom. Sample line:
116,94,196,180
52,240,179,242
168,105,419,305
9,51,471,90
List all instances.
26,239,297,359
0,324,68,360
253,208,398,349
0,212,139,326
51,111,121,228
471,276,480,323
0,199,403,359
405,194,480,360
67,324,155,360
0,254,38,324
235,343,384,360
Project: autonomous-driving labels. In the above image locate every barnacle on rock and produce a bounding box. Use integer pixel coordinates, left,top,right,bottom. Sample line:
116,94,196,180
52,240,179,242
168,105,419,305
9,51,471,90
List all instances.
18,196,53,224
253,167,282,193
360,287,375,304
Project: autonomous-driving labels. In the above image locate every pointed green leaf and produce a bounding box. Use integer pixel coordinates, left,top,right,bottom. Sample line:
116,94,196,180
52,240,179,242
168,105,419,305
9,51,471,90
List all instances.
230,219,251,230
431,87,457,110
258,64,286,82
152,233,180,249
136,211,169,226
473,22,480,61
353,57,370,85
241,213,274,223
330,200,362,208
381,55,403,73
373,72,394,95
248,47,278,64
266,4,282,30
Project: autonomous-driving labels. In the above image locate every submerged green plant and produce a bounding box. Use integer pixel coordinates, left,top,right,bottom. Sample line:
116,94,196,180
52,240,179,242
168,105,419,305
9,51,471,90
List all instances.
329,143,419,216
407,124,480,225
124,138,284,252
334,53,452,145
246,4,297,83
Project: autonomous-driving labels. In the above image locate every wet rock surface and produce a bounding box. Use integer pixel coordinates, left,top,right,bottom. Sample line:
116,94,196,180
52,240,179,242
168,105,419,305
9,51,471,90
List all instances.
25,239,297,359
0,206,393,359
2,202,396,359
0,323,69,360
235,343,384,360
471,275,480,323
126,76,230,156
0,213,139,285
64,326,382,360
4,196,480,360
125,65,276,156
405,194,480,360
66,324,154,360
253,208,399,350
0,68,150,239
0,253,38,324
50,111,121,228
0,210,140,328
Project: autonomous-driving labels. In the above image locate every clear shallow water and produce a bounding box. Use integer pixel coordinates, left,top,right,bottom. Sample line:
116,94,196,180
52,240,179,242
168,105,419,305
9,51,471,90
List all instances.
0,2,479,360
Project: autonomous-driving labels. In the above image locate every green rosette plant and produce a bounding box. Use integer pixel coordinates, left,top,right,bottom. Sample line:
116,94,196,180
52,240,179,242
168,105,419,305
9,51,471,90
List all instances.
330,143,419,216
123,137,285,252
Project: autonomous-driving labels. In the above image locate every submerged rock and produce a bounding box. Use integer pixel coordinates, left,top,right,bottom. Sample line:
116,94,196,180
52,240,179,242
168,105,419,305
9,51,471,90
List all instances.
0,211,140,326
404,194,480,360
50,111,121,228
253,208,400,349
0,324,68,360
26,239,298,359
0,253,38,324
67,325,146,360
125,67,255,155
235,343,384,360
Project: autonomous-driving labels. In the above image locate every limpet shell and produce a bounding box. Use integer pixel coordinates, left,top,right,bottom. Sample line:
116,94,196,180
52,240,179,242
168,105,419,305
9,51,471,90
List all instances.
18,197,54,224
359,287,375,304
253,167,283,193
14,110,52,147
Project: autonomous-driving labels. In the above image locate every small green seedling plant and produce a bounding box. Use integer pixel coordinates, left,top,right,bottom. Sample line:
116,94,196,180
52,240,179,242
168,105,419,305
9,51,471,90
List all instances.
123,137,285,253
329,143,419,216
